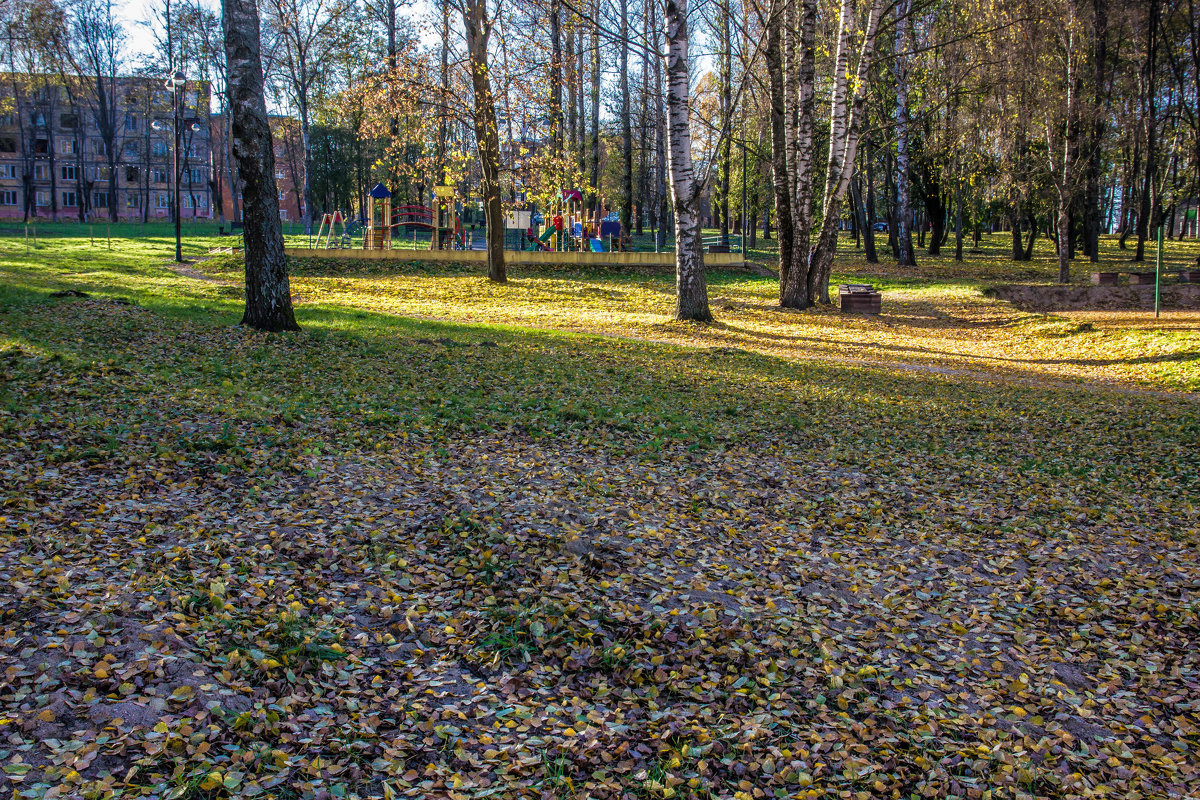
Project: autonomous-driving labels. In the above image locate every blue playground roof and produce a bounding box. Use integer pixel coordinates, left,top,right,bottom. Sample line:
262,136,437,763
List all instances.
370,183,393,199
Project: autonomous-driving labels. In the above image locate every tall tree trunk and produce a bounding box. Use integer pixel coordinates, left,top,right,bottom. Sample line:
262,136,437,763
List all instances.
577,12,587,176
589,0,600,210
954,183,963,261
1051,22,1080,283
1024,210,1038,260
893,0,916,267
550,0,563,155
781,0,817,308
566,20,576,163
618,0,632,237
223,0,299,331
1010,205,1024,260
717,0,732,244
863,135,877,262
664,0,710,321
651,0,667,250
806,0,886,301
924,176,945,256
464,0,506,281
1135,0,1158,262
764,0,794,288
1082,0,1107,262
636,49,649,237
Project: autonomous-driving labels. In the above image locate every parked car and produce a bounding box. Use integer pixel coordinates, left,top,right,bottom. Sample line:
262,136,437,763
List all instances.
873,221,888,232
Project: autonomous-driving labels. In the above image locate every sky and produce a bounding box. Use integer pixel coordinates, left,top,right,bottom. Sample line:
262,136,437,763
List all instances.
118,0,165,65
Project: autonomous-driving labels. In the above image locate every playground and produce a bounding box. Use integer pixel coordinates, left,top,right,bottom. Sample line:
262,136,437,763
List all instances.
306,184,747,267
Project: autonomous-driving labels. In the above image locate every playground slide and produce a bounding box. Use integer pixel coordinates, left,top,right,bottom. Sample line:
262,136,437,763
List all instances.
590,238,606,253
524,226,556,251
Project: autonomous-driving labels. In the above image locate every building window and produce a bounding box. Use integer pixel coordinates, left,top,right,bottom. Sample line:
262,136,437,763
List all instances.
125,115,138,132
0,138,15,153
32,112,46,127
124,141,138,157
36,191,49,206
60,114,78,129
125,166,139,182
152,141,168,157
93,191,109,208
188,168,205,183
275,171,285,179
0,190,16,205
0,164,15,179
152,168,168,184
127,194,141,208
34,164,48,180
61,165,76,181
0,114,13,126
279,209,288,220
155,193,169,209
95,166,111,180
93,140,108,155
60,139,77,155
34,139,49,154
62,191,77,207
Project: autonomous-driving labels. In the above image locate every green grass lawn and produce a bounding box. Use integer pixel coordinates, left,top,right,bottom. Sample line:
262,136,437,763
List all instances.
1,223,1198,799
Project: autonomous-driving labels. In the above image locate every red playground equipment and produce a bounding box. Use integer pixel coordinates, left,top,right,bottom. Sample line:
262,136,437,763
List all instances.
364,183,469,251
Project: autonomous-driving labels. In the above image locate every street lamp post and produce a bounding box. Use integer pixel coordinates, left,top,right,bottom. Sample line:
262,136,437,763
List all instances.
154,105,204,262
156,72,187,262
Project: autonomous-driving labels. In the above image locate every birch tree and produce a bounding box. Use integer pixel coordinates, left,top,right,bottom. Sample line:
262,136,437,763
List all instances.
663,0,710,321
223,0,300,331
805,0,887,301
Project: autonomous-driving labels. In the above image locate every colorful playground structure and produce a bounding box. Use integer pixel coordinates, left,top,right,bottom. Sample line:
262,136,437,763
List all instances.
362,182,470,251
517,189,630,253
313,184,640,256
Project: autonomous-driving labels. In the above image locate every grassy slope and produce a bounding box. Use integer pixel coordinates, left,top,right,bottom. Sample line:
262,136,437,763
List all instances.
0,225,1198,799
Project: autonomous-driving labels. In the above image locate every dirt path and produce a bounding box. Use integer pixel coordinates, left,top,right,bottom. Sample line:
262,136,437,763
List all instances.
164,259,225,283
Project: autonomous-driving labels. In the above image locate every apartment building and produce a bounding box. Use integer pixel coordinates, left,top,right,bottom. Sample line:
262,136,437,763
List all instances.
0,74,213,221
210,114,305,225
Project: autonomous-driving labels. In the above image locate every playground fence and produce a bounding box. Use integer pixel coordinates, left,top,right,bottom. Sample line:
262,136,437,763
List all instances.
295,228,749,256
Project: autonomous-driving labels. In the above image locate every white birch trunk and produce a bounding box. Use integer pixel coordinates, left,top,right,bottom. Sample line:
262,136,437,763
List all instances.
663,0,711,322
780,0,818,308
808,0,887,301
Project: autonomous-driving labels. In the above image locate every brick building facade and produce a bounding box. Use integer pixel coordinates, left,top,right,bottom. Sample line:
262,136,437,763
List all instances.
210,114,305,225
0,74,213,221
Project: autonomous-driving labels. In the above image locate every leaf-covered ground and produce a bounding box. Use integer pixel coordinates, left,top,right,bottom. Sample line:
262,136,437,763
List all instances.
1,226,1199,799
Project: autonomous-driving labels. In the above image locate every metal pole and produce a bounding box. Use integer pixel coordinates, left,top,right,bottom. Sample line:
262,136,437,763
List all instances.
1154,224,1163,318
173,86,182,262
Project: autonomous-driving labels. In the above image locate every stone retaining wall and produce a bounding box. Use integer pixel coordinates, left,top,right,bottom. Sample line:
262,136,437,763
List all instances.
988,283,1200,311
